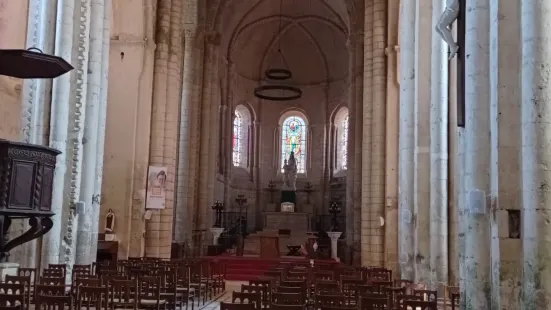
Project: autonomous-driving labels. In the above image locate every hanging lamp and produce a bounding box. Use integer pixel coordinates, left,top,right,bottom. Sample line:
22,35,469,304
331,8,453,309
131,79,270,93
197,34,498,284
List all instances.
254,0,302,101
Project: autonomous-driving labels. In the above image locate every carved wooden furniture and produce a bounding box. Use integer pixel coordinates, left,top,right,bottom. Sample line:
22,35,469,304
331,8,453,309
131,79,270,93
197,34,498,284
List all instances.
259,234,280,258
0,140,60,262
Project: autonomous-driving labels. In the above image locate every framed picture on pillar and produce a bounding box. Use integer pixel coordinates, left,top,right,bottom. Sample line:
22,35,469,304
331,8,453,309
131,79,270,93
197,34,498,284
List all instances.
145,165,167,209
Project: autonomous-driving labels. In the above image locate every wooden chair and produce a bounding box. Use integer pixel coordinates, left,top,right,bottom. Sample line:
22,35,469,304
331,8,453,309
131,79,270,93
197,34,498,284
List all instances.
0,284,25,310
158,270,184,310
359,295,388,310
314,294,346,309
231,291,261,310
109,279,138,310
451,293,460,310
413,289,437,302
4,276,30,310
47,264,67,278
138,276,167,310
176,264,195,310
35,285,65,297
220,302,256,310
395,294,423,310
402,300,437,310
75,286,109,310
35,294,71,310
444,285,459,308
271,292,304,305
270,304,304,310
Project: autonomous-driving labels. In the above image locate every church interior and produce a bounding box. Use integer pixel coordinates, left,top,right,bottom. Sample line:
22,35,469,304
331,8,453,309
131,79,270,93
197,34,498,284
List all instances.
0,0,548,309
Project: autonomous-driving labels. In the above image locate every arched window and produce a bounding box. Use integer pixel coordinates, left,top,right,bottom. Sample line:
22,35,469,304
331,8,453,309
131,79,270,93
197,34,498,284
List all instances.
232,105,252,168
232,112,242,166
280,115,307,173
342,115,349,169
334,107,349,172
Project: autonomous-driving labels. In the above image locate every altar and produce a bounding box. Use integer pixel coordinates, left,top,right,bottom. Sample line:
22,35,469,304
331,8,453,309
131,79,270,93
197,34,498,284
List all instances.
264,211,310,233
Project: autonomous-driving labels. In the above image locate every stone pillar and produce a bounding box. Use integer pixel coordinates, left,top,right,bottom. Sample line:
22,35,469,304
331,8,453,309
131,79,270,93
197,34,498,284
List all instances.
398,0,416,280
89,0,111,263
345,32,358,257
368,0,387,267
429,0,449,292
463,0,492,308
207,36,221,230
175,28,197,244
63,0,92,281
197,33,219,231
360,0,373,268
16,0,58,268
42,0,76,268
146,0,183,258
413,0,431,285
520,0,551,307
328,232,342,261
352,31,363,265
75,0,106,265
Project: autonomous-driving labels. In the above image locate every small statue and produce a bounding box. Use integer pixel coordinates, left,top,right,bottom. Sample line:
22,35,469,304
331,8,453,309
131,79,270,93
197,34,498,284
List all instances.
282,152,298,191
435,0,460,60
105,209,115,241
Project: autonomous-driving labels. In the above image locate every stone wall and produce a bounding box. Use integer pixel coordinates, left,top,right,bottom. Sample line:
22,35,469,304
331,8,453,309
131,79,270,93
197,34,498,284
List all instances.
0,0,28,140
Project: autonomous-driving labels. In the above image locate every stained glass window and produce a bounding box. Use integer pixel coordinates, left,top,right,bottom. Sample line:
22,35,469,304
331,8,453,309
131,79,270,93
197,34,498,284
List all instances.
281,116,307,173
342,115,349,170
232,112,242,166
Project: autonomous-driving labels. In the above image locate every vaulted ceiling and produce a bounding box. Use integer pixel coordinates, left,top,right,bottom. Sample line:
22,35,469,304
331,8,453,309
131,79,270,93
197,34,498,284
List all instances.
216,0,350,85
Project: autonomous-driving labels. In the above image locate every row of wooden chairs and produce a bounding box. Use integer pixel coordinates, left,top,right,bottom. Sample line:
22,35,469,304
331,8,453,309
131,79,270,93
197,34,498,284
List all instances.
0,258,226,310
222,262,458,310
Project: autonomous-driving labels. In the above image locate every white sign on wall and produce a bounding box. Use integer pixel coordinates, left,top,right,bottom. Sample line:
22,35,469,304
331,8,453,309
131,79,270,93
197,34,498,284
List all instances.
145,166,167,209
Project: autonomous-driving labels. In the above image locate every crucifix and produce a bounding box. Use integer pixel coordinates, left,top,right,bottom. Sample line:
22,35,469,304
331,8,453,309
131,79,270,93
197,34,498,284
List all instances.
435,0,465,127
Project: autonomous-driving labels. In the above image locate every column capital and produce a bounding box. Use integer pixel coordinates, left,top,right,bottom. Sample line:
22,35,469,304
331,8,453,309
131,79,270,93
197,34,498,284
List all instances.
183,28,197,39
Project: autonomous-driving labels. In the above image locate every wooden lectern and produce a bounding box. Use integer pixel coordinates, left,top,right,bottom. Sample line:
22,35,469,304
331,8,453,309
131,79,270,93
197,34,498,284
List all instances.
259,234,280,258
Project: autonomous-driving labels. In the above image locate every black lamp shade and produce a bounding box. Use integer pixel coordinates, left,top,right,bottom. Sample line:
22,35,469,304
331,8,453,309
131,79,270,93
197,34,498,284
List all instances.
0,49,73,79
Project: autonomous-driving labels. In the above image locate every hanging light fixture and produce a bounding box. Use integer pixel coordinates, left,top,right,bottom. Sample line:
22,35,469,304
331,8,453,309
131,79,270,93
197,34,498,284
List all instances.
254,0,302,101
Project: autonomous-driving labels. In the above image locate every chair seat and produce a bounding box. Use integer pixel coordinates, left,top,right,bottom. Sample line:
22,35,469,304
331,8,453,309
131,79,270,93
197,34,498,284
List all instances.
140,299,167,306
190,283,206,288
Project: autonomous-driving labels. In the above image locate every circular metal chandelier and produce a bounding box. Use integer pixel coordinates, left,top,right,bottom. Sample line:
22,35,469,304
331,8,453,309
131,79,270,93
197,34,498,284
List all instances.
253,0,302,102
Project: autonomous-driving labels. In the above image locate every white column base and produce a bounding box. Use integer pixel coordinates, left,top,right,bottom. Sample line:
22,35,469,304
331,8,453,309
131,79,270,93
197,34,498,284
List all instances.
210,227,225,245
327,231,342,261
0,263,18,281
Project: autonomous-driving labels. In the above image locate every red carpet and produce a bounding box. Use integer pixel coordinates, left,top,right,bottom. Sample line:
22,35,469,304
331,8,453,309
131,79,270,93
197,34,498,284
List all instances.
203,255,339,281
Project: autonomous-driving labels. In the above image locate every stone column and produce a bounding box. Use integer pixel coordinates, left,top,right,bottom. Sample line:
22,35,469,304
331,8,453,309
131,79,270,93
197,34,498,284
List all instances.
345,32,358,256
368,0,387,268
76,0,106,265
197,33,219,231
398,0,416,280
413,0,431,285
360,0,373,267
328,232,342,261
520,0,551,307
175,28,197,244
463,0,492,308
16,0,57,268
42,0,76,268
207,36,221,230
63,0,92,280
186,36,205,242
352,31,363,265
89,0,111,262
429,0,449,291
